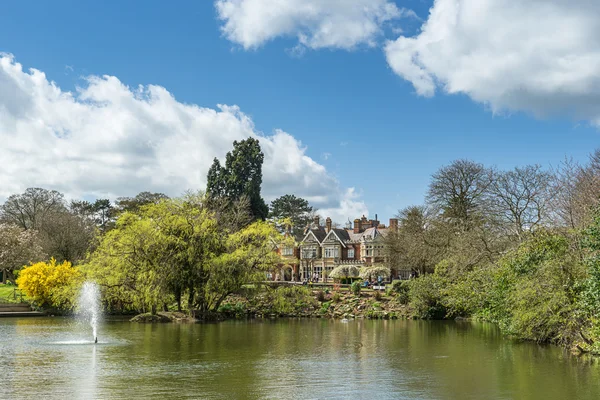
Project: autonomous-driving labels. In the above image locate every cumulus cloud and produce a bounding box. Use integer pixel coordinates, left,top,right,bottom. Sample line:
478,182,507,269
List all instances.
215,0,413,50
385,0,600,125
0,54,366,222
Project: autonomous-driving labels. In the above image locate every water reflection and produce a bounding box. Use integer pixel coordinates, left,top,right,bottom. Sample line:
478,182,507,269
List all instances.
1,318,600,399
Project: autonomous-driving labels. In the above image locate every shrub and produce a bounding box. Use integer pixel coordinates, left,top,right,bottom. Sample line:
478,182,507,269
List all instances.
351,280,362,296
408,274,448,319
373,290,382,301
392,280,410,305
16,258,83,309
332,292,341,303
320,301,331,314
270,286,317,314
316,290,326,302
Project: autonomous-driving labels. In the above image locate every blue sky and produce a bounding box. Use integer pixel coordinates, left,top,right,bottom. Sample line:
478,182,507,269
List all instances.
0,0,598,223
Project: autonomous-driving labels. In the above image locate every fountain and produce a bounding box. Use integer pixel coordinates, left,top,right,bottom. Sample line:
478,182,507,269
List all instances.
78,282,101,343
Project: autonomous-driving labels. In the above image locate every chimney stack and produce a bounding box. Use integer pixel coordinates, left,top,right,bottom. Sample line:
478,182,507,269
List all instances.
389,218,399,231
353,218,360,234
313,216,320,227
326,217,332,233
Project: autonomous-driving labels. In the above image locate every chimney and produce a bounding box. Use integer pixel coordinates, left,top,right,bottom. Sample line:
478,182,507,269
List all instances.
326,217,332,233
374,214,379,228
389,218,399,231
313,216,320,227
353,218,360,234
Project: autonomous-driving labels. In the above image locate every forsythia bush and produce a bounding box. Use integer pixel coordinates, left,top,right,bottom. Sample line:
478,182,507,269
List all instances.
16,258,83,309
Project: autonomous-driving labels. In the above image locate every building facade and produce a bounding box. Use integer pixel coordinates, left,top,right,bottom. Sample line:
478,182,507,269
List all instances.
273,215,405,282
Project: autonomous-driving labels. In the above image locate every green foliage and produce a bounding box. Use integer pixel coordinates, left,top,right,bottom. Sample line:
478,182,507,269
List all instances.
206,138,269,220
320,301,331,314
85,194,282,315
332,291,341,303
391,280,410,304
269,194,314,237
373,290,382,301
217,302,247,318
407,274,448,319
471,231,585,344
351,280,362,296
269,286,316,314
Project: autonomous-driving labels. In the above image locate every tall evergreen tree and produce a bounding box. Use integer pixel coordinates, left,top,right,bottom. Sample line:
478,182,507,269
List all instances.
269,194,314,236
206,138,268,221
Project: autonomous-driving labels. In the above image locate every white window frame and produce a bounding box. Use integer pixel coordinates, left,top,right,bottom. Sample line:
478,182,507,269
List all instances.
324,247,339,258
347,248,355,258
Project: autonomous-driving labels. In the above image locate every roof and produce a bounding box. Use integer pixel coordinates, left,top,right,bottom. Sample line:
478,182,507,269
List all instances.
300,226,327,244
345,227,389,242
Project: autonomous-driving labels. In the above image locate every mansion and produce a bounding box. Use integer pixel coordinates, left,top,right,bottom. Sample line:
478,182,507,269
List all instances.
275,215,408,282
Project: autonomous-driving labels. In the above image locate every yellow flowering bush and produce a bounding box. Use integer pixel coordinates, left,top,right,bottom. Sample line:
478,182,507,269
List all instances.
16,258,83,309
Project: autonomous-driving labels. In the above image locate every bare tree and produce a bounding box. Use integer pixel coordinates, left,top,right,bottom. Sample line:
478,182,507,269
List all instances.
428,159,493,229
489,165,554,240
39,211,97,263
1,188,66,230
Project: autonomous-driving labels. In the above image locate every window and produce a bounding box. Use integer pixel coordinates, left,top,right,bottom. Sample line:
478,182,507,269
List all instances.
282,247,294,256
324,247,339,258
347,248,355,258
302,248,317,259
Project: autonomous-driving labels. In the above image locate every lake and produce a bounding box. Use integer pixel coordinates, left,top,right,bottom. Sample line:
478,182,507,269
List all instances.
1,317,599,399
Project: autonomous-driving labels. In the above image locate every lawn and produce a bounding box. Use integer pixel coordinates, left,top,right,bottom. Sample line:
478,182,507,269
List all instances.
0,284,27,303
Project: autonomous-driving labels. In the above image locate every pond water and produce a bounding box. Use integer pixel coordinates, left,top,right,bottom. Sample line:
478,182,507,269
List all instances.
1,317,599,399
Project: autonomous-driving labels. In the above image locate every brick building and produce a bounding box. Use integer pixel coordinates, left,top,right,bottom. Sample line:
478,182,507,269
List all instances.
274,215,405,282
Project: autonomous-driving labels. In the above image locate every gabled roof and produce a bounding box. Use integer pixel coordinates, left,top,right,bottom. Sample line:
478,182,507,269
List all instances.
321,228,350,248
300,226,327,244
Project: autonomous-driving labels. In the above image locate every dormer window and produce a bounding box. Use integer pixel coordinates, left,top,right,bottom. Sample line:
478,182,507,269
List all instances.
347,248,355,258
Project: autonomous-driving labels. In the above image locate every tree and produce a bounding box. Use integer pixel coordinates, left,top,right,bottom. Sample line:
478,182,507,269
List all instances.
208,195,253,233
0,223,46,283
428,160,493,228
489,165,554,240
71,199,115,232
384,206,438,276
85,193,281,315
269,194,314,236
207,220,282,312
1,188,66,230
206,138,269,221
114,192,169,215
39,210,97,263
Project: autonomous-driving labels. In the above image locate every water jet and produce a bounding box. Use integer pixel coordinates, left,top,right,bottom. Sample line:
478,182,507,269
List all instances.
78,282,101,343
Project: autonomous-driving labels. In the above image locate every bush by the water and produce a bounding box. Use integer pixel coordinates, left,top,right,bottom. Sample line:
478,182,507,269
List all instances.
351,281,361,296
16,258,83,309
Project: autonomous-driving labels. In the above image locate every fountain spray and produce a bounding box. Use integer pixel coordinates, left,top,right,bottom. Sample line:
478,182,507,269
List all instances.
79,282,101,343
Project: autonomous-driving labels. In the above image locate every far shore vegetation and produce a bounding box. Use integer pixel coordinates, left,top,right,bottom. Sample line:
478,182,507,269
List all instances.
2,140,600,355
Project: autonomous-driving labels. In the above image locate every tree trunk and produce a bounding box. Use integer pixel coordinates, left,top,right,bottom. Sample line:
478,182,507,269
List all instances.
162,303,169,312
151,304,157,315
187,287,195,316
175,288,182,312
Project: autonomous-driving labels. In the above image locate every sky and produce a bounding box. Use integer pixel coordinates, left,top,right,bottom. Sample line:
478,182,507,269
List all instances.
0,0,598,224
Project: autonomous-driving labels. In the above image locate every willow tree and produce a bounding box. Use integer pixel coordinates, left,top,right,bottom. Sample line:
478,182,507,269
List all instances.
85,194,281,315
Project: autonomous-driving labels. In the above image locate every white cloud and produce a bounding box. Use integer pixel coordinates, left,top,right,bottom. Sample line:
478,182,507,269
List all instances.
0,54,366,222
385,0,600,125
215,0,411,50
